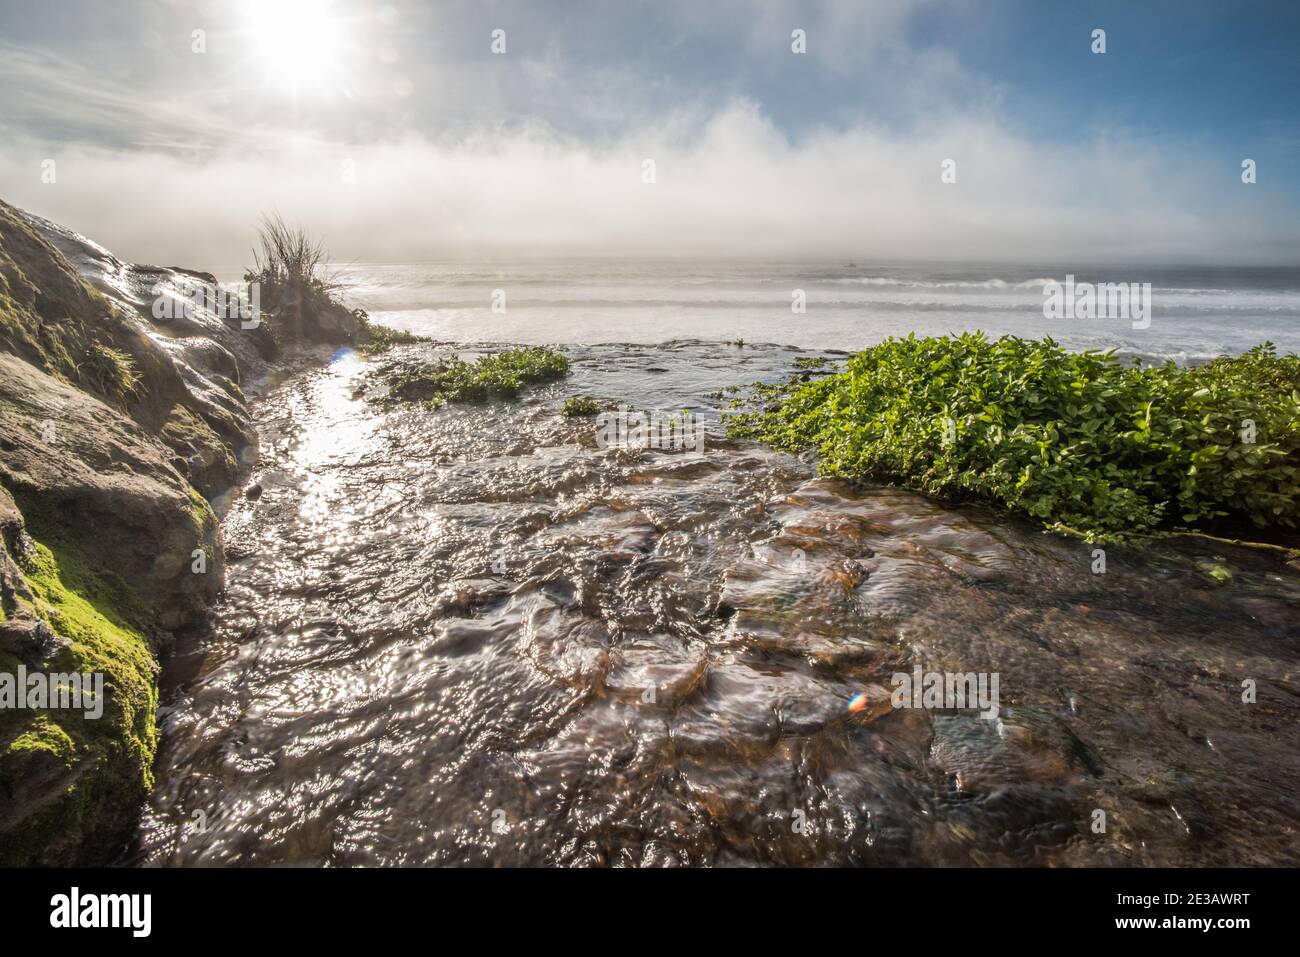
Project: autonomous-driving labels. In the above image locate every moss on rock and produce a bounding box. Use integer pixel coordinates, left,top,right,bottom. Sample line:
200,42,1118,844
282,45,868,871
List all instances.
0,200,239,865
0,526,159,866
0,200,370,865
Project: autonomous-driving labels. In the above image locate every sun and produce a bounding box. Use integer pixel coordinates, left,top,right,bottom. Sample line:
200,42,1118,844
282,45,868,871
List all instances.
245,0,348,95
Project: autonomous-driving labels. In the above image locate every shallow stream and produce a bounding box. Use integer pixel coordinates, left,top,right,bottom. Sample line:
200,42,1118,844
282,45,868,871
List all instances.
134,341,1300,866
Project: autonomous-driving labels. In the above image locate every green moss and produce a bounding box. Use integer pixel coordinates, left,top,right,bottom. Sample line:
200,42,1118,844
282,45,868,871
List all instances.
8,714,76,763
189,487,212,522
0,537,158,866
213,373,246,402
36,323,77,381
162,405,238,483
187,489,219,568
0,292,29,351
22,541,156,680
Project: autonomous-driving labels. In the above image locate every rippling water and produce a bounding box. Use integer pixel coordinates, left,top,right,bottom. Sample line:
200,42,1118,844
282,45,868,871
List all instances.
132,340,1300,867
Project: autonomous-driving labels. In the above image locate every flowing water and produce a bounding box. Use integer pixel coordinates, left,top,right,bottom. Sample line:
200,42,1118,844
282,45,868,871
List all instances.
135,340,1300,867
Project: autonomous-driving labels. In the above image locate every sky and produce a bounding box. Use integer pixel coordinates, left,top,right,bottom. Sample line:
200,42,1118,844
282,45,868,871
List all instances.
0,0,1297,267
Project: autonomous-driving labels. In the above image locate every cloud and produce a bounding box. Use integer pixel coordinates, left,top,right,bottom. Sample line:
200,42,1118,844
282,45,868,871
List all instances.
0,1,1294,267
3,98,1293,269
0,40,279,152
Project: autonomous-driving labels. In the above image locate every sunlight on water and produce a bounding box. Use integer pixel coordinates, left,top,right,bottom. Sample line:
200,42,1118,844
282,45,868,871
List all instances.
134,341,1300,867
334,260,1300,359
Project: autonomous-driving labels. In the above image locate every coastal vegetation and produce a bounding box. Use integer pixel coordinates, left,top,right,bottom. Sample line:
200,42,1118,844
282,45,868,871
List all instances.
244,215,340,331
245,216,431,357
726,333,1300,541
244,215,370,346
358,323,429,354
82,343,141,407
560,396,602,416
386,347,570,407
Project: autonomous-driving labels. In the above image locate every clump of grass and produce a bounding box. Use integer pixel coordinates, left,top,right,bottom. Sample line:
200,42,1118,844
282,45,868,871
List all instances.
726,333,1300,541
560,397,602,417
246,215,336,302
81,344,140,405
359,324,429,355
793,355,833,371
388,347,570,407
243,215,353,342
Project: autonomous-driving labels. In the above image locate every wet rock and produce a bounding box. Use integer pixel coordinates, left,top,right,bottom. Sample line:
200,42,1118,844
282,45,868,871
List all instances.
1,202,259,505
0,200,383,867
0,615,68,666
929,707,1102,794
123,336,1300,868
604,634,705,705
0,482,161,866
0,353,222,627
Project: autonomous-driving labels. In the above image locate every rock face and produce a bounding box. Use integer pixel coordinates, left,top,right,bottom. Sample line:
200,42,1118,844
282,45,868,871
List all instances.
0,199,353,864
0,480,169,866
0,352,223,628
4,204,267,507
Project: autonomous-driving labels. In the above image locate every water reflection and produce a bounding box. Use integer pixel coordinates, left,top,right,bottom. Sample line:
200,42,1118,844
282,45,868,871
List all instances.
136,341,1300,867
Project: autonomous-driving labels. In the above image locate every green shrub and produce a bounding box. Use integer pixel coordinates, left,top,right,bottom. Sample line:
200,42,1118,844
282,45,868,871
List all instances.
359,323,429,355
560,397,602,416
388,347,570,407
726,334,1300,539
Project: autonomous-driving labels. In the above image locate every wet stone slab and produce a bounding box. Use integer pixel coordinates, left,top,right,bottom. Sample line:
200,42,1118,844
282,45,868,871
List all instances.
135,342,1300,867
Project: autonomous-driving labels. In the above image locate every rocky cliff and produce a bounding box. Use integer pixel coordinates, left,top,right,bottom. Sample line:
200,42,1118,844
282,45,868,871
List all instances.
0,200,360,864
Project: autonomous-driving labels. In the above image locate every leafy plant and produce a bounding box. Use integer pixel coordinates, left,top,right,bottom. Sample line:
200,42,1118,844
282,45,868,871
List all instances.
726,334,1300,540
560,396,602,416
359,323,429,355
388,347,570,407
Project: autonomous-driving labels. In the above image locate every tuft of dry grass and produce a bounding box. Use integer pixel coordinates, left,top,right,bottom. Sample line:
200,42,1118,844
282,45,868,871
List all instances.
247,215,337,294
82,343,140,405
244,215,345,333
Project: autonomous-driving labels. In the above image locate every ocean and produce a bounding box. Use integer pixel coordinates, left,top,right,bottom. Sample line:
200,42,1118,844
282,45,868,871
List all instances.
330,259,1300,360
